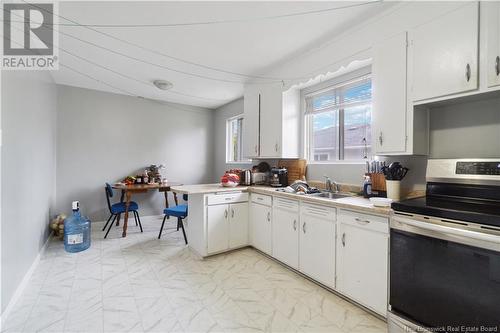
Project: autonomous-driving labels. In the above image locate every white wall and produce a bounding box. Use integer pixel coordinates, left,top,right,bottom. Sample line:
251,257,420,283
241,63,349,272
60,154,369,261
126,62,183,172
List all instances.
305,156,427,190
1,71,57,313
429,96,500,158
56,85,215,221
213,98,252,180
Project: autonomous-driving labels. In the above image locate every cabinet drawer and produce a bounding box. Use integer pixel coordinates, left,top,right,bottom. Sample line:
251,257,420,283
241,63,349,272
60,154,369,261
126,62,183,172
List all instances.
251,193,272,206
301,202,336,221
273,197,299,212
339,210,388,234
206,192,248,205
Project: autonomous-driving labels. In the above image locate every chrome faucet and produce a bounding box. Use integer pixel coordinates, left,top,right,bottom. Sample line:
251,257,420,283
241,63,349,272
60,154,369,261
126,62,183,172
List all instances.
324,175,340,193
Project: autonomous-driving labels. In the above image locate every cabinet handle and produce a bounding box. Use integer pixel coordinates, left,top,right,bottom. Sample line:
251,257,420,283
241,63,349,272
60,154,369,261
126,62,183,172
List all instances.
224,209,228,219
302,222,306,234
379,132,383,146
465,63,471,82
275,143,278,152
496,56,500,76
254,145,258,154
267,212,271,222
355,217,371,224
293,219,297,231
231,209,234,218
342,233,346,247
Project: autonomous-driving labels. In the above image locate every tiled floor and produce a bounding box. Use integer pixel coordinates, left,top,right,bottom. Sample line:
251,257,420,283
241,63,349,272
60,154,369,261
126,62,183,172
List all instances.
2,215,387,333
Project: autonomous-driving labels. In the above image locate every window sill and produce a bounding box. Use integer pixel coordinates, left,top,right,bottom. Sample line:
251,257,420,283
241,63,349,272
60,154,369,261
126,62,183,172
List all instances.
225,161,253,165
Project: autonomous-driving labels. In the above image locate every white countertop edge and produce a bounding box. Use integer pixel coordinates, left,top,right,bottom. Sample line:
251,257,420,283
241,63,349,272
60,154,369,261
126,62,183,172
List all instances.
170,184,392,216
170,183,249,194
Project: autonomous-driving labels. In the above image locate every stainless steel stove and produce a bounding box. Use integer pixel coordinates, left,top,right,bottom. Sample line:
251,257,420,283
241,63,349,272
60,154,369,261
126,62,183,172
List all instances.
388,159,500,333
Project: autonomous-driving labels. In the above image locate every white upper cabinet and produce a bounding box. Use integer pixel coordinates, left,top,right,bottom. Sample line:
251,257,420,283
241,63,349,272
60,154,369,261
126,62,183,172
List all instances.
259,83,284,158
409,2,479,102
486,2,500,88
372,32,408,155
243,85,260,158
372,32,428,156
243,83,300,159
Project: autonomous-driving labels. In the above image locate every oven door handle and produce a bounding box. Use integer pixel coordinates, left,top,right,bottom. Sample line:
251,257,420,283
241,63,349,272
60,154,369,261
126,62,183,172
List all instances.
392,216,500,251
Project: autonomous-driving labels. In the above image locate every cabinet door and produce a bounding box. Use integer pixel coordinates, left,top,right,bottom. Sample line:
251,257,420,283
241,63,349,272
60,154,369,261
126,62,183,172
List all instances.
337,222,388,316
250,202,272,255
229,202,248,249
272,207,299,269
372,32,408,154
243,85,260,158
486,2,500,88
299,212,336,288
409,2,479,101
259,83,283,158
207,204,229,254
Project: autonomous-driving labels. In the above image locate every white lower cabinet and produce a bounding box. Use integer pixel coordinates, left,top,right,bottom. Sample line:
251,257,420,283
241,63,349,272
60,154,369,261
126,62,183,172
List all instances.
207,204,229,254
336,210,389,316
272,198,300,269
247,194,389,317
229,202,248,249
299,203,336,288
250,194,272,255
206,194,248,255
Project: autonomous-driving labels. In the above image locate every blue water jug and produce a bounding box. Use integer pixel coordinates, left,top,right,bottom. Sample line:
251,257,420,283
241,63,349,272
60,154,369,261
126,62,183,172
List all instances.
64,201,91,253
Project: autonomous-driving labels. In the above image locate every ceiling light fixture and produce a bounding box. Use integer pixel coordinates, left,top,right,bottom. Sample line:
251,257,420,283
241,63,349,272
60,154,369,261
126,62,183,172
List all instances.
153,79,173,90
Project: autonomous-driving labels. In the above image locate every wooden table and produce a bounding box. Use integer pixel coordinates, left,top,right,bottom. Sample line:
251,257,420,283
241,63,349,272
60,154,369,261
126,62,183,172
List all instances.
112,182,182,237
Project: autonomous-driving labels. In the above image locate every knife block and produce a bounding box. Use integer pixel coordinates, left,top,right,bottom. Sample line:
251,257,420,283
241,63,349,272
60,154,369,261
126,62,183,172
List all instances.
366,173,387,192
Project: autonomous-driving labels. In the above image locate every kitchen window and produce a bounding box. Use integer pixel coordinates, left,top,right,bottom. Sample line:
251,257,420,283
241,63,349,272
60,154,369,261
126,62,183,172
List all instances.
304,73,372,162
226,115,249,163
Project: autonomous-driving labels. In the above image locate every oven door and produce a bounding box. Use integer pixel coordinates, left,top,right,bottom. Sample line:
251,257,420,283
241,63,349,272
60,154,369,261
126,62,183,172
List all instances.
390,215,500,332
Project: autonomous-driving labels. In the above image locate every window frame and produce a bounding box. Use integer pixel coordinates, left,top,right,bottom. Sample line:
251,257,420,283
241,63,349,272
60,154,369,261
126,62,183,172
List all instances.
225,114,251,164
301,66,372,165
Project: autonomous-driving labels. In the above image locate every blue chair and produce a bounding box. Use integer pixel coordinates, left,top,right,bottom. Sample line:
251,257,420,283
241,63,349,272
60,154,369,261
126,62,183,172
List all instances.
159,193,187,244
103,183,142,238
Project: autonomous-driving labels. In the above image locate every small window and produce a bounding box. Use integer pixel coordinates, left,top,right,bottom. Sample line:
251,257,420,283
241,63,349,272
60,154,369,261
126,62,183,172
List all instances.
226,115,249,163
305,75,372,162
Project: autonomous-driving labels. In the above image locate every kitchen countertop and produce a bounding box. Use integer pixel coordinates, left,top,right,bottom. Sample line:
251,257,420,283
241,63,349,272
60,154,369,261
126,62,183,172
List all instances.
170,183,249,194
171,183,392,216
251,186,392,216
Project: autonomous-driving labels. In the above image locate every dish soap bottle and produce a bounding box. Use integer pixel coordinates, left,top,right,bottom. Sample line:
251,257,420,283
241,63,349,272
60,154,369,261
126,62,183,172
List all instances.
64,201,91,253
362,175,372,198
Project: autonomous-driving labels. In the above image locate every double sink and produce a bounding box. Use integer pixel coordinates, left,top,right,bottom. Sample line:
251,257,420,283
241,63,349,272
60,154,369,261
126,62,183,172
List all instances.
275,188,355,200
307,191,354,200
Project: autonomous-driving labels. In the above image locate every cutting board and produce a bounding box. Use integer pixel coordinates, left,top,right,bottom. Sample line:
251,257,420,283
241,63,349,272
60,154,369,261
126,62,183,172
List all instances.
278,159,307,184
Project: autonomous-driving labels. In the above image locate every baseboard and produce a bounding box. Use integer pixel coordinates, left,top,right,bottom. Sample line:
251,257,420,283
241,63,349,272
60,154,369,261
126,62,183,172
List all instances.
0,232,53,325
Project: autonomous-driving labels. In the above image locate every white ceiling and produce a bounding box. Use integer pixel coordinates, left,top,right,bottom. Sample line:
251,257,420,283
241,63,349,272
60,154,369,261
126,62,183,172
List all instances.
53,1,392,108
